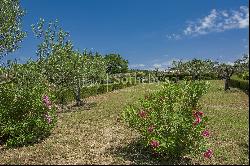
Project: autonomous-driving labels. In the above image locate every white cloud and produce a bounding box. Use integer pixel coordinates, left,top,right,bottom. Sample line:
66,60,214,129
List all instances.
150,58,182,71
183,6,249,36
129,64,145,68
153,63,162,68
166,33,182,40
225,61,234,66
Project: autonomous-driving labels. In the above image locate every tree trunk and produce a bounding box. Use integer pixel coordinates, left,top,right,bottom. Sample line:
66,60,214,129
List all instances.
192,73,195,81
75,83,82,106
61,96,64,110
176,76,179,83
224,78,230,91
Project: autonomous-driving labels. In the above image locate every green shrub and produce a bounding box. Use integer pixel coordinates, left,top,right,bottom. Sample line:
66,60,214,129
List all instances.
163,73,218,82
55,81,138,104
0,61,58,147
0,82,57,147
229,75,249,92
237,71,249,80
183,76,193,81
200,73,218,80
123,80,212,159
242,71,249,80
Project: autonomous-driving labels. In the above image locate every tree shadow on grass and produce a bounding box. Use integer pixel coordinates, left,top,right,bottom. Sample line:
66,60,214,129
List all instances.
237,142,249,157
56,101,98,114
0,132,52,151
228,88,249,96
108,138,194,165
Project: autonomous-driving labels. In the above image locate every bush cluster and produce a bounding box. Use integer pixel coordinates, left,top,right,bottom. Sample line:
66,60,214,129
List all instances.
0,62,58,147
0,60,137,147
229,75,249,92
0,83,57,147
55,81,137,104
123,80,212,158
237,71,249,80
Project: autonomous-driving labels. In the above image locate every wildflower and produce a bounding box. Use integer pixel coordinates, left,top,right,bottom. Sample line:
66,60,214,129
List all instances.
138,110,147,118
202,129,210,137
197,111,203,116
43,95,49,103
193,111,203,126
43,95,51,108
193,115,202,126
44,113,52,124
147,125,155,133
204,149,213,158
150,140,160,148
193,111,203,117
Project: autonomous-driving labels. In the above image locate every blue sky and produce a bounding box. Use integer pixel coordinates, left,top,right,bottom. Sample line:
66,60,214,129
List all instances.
2,0,249,70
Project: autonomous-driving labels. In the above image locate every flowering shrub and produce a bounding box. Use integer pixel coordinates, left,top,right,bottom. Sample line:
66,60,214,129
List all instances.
0,62,57,147
204,149,213,158
123,80,212,159
0,83,57,147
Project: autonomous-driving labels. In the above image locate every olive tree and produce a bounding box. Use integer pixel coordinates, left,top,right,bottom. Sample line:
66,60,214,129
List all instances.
215,53,249,91
105,53,128,74
215,63,234,91
70,51,106,106
32,18,75,107
170,59,216,81
32,19,107,107
0,0,26,58
234,53,249,79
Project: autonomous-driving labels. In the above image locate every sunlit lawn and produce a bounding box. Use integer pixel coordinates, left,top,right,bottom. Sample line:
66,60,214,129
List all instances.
0,80,248,165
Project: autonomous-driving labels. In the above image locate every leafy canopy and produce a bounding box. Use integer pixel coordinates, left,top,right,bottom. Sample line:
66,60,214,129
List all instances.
0,0,26,57
105,54,128,74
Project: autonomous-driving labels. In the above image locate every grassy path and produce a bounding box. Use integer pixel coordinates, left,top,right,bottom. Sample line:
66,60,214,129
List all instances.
0,81,248,165
198,80,249,165
0,83,161,164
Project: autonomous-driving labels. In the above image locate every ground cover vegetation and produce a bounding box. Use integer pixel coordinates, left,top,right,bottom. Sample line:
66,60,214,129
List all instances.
0,0,249,164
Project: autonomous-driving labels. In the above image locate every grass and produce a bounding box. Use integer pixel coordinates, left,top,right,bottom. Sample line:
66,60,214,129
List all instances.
197,80,249,165
0,80,248,165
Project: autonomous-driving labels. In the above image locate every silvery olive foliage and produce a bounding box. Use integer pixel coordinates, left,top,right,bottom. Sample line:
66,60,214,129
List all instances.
171,59,217,80
105,53,128,74
0,0,26,57
32,19,107,105
233,53,249,80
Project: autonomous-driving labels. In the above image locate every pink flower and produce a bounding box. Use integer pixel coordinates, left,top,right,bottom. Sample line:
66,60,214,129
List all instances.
193,115,202,126
202,129,210,137
197,111,203,116
204,149,213,158
43,95,50,103
47,117,52,124
193,111,203,117
43,95,52,109
44,113,52,124
147,125,154,133
138,110,147,118
150,140,160,148
193,111,203,126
